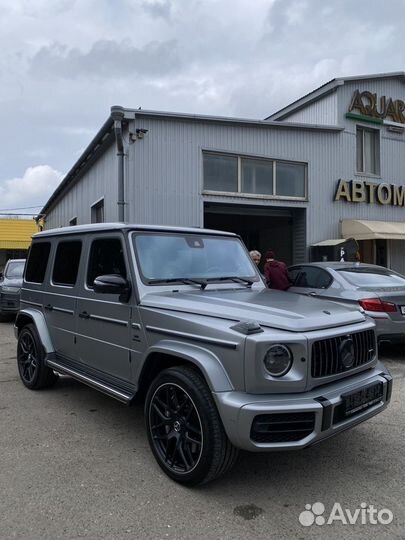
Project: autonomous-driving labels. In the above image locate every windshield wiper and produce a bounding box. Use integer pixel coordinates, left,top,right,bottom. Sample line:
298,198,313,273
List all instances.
206,276,254,287
147,278,207,290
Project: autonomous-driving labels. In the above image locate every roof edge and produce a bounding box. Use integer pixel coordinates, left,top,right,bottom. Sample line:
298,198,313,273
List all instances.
267,71,405,121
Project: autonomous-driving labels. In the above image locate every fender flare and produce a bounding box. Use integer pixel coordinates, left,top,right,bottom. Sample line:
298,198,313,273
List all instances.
142,339,234,392
15,309,55,354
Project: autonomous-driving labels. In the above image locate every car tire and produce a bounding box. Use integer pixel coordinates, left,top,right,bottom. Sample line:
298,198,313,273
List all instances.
145,365,239,486
17,324,58,390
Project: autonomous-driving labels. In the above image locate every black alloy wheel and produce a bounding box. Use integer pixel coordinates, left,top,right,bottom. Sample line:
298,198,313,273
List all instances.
149,382,203,474
17,324,58,389
145,366,239,485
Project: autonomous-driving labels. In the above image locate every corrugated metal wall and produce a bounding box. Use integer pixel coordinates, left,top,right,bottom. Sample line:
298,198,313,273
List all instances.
45,140,118,229
279,91,338,125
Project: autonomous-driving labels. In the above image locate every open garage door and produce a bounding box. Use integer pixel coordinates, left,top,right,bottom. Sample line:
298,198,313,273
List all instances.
204,203,306,267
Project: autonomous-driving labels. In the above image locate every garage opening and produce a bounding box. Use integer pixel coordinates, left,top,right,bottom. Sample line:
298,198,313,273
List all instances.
204,203,306,269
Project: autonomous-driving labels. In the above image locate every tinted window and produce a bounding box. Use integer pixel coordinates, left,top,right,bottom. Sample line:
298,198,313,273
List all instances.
25,243,51,284
338,267,405,288
292,266,332,289
5,261,25,278
87,238,127,288
52,241,82,286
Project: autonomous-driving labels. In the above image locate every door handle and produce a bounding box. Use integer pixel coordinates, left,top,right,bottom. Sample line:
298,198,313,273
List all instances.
79,311,90,319
308,292,317,296
44,304,53,311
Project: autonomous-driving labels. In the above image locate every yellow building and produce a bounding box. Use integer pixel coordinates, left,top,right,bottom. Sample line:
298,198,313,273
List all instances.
0,219,38,269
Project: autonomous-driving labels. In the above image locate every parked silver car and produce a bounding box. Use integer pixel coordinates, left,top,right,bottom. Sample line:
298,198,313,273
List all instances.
289,262,405,344
0,259,25,319
15,225,392,485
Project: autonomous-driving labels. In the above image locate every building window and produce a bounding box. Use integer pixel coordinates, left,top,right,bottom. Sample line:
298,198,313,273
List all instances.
356,126,380,175
241,158,273,195
69,217,77,226
25,242,51,284
203,154,238,192
203,152,306,199
91,199,104,223
52,241,82,286
276,162,306,198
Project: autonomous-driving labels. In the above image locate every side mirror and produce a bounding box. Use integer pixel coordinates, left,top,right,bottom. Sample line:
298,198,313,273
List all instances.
93,274,131,302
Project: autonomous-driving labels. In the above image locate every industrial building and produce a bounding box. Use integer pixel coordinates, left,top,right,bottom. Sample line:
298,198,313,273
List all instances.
0,218,38,270
39,72,405,273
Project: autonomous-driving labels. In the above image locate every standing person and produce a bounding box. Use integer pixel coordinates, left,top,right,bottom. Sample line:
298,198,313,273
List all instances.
264,250,291,291
249,250,261,267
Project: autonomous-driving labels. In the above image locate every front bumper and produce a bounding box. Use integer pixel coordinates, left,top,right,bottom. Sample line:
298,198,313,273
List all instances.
213,362,392,452
0,292,20,314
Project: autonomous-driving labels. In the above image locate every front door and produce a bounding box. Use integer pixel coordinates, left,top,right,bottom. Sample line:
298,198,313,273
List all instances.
76,235,132,383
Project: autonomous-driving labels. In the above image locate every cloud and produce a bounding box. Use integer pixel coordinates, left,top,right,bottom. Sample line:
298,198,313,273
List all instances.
141,0,172,20
0,166,63,210
30,38,182,80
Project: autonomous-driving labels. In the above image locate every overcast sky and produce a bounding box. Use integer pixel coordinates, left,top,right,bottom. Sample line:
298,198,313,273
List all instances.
1,0,404,215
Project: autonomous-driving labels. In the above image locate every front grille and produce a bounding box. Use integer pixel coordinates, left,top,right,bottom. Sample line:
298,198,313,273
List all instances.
250,412,315,443
311,330,375,378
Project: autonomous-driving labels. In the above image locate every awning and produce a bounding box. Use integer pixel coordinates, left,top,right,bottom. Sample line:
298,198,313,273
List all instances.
342,219,405,241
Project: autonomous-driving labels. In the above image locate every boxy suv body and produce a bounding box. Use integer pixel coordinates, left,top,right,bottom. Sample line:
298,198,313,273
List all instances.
15,224,392,485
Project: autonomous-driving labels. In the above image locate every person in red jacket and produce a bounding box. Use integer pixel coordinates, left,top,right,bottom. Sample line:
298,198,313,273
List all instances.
264,250,291,291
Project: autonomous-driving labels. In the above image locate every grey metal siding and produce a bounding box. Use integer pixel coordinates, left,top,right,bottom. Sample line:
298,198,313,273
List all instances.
45,141,118,229
279,91,338,125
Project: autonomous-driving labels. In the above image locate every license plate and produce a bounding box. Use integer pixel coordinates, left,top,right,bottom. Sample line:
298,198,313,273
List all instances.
342,382,383,417
400,305,405,316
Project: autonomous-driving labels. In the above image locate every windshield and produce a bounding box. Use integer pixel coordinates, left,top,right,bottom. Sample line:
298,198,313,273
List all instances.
338,267,405,288
5,261,25,279
133,233,258,284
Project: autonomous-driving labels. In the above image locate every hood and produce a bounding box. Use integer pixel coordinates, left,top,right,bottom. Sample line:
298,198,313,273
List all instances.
141,287,366,332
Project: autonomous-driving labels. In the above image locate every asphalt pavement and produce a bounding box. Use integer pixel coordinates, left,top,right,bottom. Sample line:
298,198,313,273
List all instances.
0,320,404,540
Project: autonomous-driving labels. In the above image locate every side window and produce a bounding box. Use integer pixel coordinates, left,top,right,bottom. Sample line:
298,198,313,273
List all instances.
297,267,332,289
86,238,127,288
25,242,51,284
52,241,82,286
289,267,303,286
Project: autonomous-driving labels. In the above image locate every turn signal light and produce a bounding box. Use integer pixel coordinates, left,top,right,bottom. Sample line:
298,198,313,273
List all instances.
359,298,397,313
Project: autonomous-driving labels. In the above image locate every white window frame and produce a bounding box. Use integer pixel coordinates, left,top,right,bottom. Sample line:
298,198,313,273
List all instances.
356,125,381,177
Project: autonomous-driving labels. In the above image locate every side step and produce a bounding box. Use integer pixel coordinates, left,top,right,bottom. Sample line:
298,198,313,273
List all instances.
47,358,135,404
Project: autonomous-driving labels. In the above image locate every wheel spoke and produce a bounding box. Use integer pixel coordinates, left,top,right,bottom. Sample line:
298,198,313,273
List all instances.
185,434,201,446
177,444,190,471
152,402,169,421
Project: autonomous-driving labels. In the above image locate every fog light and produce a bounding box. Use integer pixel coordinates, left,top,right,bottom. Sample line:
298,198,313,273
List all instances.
264,345,293,377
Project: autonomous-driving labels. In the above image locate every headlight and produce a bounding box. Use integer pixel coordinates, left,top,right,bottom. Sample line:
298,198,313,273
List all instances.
1,286,20,293
263,344,293,377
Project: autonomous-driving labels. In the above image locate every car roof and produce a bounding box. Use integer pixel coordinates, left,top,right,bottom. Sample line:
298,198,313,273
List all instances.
289,261,389,271
33,223,238,239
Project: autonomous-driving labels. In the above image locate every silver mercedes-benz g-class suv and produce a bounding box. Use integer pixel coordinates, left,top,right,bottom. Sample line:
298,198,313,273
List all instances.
15,224,392,485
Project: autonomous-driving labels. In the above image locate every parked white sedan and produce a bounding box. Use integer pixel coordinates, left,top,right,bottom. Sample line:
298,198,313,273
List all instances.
288,262,405,344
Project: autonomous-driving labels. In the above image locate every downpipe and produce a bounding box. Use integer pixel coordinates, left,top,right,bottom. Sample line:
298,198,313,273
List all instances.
111,106,125,222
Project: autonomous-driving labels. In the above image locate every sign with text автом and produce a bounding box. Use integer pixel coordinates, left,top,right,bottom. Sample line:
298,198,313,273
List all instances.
335,179,405,206
346,90,405,126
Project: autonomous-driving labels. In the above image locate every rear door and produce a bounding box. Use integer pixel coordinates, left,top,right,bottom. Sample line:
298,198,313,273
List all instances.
76,234,132,383
289,265,333,298
46,239,83,360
